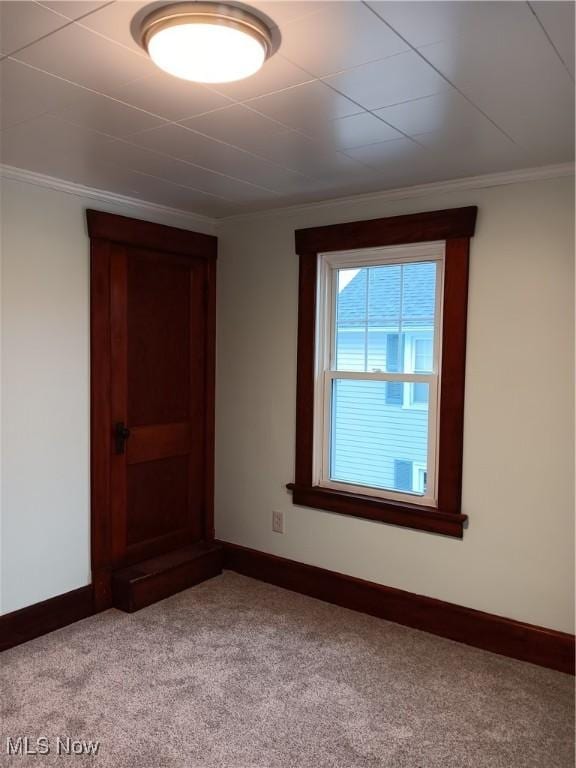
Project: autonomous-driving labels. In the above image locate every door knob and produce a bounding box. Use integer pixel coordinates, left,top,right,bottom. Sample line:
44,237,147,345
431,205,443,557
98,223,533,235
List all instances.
114,422,131,455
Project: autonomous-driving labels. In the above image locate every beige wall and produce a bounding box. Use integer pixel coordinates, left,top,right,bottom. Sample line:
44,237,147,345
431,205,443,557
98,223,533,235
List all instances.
216,175,575,634
0,176,214,614
1,171,573,632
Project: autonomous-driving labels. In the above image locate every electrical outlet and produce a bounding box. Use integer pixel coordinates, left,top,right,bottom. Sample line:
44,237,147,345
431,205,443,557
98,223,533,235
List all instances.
272,510,284,534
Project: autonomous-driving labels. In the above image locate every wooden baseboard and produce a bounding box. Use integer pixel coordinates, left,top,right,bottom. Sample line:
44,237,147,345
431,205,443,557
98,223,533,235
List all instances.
112,541,223,612
3,545,572,675
220,542,575,675
0,586,94,652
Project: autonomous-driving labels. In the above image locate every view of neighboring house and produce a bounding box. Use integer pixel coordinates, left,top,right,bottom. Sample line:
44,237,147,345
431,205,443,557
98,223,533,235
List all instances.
332,261,437,496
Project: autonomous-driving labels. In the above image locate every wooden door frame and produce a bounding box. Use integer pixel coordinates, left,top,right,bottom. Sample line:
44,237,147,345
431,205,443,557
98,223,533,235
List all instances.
87,210,217,611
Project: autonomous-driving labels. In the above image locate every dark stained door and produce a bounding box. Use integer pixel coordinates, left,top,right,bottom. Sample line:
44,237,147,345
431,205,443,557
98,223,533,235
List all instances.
88,211,216,609
110,245,208,566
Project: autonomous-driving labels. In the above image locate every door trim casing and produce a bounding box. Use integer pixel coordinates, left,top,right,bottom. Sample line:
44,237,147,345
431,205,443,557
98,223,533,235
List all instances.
87,210,217,611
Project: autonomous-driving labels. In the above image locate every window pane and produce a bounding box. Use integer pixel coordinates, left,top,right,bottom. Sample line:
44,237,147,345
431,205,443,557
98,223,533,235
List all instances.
335,261,437,372
412,382,429,405
414,337,433,372
330,379,429,494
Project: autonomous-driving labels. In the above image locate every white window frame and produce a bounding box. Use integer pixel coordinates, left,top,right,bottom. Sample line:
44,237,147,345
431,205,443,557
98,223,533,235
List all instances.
312,241,445,508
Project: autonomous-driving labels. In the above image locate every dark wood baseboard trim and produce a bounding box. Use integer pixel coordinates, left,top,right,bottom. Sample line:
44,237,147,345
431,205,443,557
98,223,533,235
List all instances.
220,542,575,675
4,545,572,675
0,586,94,653
112,541,223,612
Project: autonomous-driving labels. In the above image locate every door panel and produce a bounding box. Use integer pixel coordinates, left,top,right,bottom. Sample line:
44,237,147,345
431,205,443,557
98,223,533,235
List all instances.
127,456,190,546
127,251,191,427
127,422,191,465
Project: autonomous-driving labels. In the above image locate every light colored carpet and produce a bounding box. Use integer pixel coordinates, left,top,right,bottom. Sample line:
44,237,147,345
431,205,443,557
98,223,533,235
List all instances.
1,572,573,768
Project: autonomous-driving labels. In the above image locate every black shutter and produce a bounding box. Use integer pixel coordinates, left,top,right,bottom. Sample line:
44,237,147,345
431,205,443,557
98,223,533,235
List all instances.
394,459,413,492
385,333,403,405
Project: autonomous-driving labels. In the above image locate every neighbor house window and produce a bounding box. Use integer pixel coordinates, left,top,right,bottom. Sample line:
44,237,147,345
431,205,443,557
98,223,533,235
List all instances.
288,206,477,538
410,337,433,407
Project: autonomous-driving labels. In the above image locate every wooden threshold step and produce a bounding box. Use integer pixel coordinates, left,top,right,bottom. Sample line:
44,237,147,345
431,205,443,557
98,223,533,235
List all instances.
112,541,223,613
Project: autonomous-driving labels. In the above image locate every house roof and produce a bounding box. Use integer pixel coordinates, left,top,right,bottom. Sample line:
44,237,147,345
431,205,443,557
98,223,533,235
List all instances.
336,262,436,329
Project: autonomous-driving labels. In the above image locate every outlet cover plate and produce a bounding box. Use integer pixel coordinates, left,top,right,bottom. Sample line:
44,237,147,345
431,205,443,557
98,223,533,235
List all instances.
272,510,284,534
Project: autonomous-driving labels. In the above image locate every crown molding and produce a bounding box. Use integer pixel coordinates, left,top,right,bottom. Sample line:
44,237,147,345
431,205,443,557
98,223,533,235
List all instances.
0,164,218,234
221,163,575,224
1,162,573,231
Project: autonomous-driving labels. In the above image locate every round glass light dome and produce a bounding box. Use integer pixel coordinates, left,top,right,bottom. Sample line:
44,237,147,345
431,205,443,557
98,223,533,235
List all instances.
140,3,273,84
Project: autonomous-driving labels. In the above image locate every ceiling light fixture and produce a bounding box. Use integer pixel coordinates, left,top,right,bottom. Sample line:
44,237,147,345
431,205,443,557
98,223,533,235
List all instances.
138,2,274,83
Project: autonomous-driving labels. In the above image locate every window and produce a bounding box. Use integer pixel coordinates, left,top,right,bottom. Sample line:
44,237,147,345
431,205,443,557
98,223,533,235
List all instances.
394,459,413,492
393,460,427,495
410,337,433,407
320,244,442,507
289,206,477,538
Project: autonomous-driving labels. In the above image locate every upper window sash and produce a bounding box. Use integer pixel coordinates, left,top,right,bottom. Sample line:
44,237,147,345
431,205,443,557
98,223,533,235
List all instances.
316,243,445,377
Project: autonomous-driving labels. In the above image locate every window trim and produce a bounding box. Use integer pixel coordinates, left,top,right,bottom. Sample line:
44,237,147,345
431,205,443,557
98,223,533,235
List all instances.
315,243,443,508
287,206,478,538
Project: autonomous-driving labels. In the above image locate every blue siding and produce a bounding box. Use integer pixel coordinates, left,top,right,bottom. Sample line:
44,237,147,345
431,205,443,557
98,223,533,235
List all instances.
330,379,428,492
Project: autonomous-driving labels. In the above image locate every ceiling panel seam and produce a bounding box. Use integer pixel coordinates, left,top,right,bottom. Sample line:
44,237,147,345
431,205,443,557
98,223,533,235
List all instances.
526,1,575,82
3,57,323,189
3,0,116,59
361,0,528,153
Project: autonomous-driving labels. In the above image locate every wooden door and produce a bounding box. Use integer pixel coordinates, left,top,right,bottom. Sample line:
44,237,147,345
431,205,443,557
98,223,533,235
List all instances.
88,211,216,610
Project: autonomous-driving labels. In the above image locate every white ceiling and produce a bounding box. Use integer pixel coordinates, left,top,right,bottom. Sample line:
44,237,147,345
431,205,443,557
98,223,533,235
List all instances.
0,0,574,218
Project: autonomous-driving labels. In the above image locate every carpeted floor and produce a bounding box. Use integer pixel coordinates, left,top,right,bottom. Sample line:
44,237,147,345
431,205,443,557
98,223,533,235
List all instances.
1,572,574,768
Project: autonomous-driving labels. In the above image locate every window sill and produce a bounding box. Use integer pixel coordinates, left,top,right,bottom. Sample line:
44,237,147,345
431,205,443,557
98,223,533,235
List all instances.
286,483,466,538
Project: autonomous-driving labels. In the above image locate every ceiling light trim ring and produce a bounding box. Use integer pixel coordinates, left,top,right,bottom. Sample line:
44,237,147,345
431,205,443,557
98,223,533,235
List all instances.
139,2,274,60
